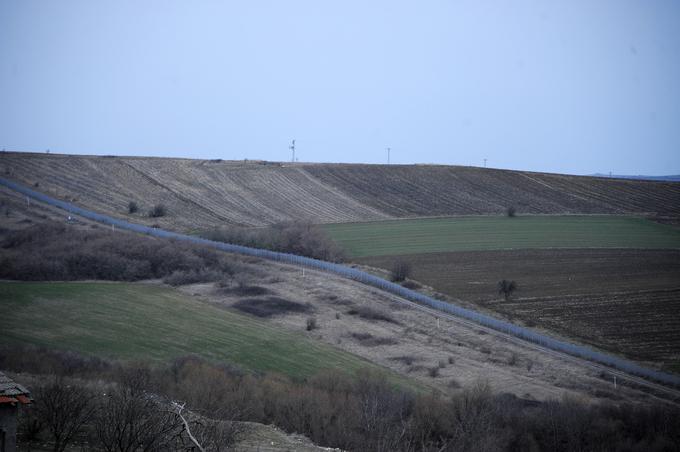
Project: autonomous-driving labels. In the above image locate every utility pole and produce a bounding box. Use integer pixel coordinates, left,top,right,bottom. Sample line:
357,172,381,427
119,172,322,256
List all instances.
483,158,487,168
387,147,391,164
290,139,296,163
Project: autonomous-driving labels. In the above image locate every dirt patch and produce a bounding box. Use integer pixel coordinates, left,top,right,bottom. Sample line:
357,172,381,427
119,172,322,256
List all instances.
232,297,312,318
346,305,399,324
350,332,399,346
220,284,271,296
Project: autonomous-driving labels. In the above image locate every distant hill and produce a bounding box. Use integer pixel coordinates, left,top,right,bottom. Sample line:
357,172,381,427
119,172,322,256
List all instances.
591,173,680,182
2,152,679,229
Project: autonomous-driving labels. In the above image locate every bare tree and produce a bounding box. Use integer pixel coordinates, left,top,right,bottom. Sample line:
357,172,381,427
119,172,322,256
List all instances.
354,370,412,452
390,260,412,283
170,402,240,452
449,380,503,452
497,279,517,301
172,402,205,451
34,378,95,452
94,387,180,452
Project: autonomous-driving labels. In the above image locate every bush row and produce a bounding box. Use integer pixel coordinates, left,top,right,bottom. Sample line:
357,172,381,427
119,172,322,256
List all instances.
201,221,345,262
2,345,679,452
0,222,237,282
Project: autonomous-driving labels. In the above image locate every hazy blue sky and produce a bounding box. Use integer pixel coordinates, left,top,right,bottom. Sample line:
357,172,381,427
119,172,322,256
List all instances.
1,1,679,175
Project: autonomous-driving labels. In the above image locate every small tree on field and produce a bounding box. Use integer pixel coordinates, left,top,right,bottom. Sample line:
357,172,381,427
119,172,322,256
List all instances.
128,201,138,214
390,260,412,282
506,206,516,217
498,279,517,301
148,204,166,218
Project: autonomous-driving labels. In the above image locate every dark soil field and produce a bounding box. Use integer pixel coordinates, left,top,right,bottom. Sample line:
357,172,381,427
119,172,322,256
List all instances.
359,249,680,370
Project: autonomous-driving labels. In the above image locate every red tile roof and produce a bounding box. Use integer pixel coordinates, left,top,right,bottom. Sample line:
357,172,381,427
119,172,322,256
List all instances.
0,371,32,405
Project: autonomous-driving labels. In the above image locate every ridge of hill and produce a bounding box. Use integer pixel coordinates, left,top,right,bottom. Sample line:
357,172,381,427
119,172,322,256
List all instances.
2,152,679,229
591,173,680,182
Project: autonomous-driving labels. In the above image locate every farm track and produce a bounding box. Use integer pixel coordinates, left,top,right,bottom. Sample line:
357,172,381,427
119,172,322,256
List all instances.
3,176,680,402
2,153,680,229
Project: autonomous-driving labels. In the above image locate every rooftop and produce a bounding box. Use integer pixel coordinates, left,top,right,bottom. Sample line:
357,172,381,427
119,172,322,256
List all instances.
0,371,31,405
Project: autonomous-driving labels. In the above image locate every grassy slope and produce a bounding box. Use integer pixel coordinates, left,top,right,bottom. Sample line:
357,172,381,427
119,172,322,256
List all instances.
0,282,402,381
324,215,680,258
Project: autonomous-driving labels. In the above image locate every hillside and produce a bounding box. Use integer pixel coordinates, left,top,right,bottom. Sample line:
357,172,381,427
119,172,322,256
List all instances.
2,152,679,229
0,204,664,404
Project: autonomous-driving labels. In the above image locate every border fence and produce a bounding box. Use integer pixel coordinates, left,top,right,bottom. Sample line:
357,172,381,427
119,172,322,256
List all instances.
2,176,679,387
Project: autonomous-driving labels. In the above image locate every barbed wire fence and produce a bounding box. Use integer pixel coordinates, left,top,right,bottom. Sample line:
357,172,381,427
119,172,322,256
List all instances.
1,176,679,387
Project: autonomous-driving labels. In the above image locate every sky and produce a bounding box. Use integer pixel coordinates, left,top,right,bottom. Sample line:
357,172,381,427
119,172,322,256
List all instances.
1,1,679,175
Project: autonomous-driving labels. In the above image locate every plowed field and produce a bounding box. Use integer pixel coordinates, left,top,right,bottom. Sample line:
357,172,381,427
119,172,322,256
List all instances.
358,249,680,369
3,152,679,229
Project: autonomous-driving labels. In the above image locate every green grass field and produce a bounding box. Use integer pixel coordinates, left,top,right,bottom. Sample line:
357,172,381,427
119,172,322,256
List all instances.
324,215,680,258
0,282,404,382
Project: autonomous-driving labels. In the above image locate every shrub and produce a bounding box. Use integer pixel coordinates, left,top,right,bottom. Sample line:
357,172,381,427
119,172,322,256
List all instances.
306,317,318,331
428,366,440,378
128,201,139,214
148,204,166,218
401,280,420,289
506,205,516,217
390,260,411,282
